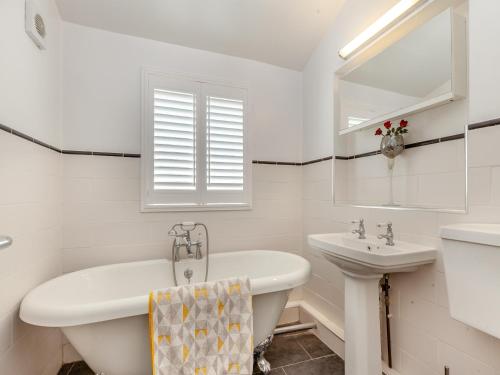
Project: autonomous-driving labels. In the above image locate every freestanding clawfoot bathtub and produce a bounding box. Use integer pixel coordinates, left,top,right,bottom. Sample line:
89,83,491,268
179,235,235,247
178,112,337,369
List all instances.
20,250,311,375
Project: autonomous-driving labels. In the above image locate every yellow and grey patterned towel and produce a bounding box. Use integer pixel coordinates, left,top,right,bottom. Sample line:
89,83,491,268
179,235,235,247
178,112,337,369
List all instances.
149,277,253,375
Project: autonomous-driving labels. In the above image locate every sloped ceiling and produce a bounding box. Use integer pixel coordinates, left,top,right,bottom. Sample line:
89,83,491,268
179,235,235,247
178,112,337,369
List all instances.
56,0,344,70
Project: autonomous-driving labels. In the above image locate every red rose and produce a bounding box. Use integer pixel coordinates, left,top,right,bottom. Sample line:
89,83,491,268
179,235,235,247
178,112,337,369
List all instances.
384,121,392,129
400,120,408,128
375,128,382,136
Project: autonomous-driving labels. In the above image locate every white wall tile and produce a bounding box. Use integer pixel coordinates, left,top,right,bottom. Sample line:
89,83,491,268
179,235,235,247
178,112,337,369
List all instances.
438,342,495,375
469,126,500,167
400,350,440,375
0,135,62,375
417,171,466,209
488,167,500,205
0,326,61,375
469,167,492,205
61,159,304,274
392,321,439,372
0,313,13,356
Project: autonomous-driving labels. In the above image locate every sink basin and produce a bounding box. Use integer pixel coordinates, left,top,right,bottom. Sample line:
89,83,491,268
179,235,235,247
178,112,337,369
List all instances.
308,232,437,276
308,232,437,375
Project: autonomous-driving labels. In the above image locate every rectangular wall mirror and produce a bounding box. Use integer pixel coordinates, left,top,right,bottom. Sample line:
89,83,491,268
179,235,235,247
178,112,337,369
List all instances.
334,3,468,212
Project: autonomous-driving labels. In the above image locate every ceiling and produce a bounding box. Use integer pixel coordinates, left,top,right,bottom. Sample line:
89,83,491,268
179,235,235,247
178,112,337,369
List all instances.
55,0,344,70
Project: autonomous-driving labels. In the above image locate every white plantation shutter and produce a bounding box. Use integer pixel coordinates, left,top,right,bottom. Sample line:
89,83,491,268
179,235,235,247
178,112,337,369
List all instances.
142,71,251,211
153,89,196,190
206,96,244,191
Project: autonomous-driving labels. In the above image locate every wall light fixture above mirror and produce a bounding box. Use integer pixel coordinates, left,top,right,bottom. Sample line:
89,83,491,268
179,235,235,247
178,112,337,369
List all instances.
338,0,427,59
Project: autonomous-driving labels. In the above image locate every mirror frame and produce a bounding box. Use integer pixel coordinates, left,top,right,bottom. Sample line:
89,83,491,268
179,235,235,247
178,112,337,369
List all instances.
332,1,469,213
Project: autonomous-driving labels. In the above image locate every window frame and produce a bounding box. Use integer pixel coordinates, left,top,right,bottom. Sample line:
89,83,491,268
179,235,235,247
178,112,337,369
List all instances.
141,69,252,212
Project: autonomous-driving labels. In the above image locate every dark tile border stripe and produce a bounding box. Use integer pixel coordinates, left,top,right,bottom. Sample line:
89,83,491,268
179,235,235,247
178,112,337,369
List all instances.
61,150,90,155
302,156,333,166
468,117,500,130
254,133,466,165
0,115,497,163
0,122,140,158
404,138,440,150
11,129,35,143
0,123,12,133
252,156,333,166
61,150,141,158
252,160,301,166
441,133,465,142
337,132,465,161
353,150,381,158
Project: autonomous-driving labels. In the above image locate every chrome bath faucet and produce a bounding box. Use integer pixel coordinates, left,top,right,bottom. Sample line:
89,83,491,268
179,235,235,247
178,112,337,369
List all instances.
169,223,203,261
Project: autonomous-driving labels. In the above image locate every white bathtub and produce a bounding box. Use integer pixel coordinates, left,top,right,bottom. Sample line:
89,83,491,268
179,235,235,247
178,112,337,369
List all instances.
20,250,311,375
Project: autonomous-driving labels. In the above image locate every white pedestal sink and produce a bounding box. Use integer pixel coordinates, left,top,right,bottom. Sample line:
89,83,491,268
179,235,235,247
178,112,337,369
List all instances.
308,233,437,375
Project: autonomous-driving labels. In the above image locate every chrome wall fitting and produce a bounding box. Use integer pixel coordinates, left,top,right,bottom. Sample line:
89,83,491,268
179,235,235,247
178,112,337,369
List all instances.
0,236,12,250
254,335,274,375
184,268,193,284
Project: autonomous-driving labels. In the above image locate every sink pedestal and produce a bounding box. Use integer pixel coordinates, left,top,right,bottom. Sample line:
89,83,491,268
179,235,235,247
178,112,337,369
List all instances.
344,272,382,375
308,232,437,375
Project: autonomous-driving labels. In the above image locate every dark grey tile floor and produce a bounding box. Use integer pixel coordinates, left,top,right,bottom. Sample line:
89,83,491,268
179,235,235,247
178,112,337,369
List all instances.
58,331,344,375
253,332,344,375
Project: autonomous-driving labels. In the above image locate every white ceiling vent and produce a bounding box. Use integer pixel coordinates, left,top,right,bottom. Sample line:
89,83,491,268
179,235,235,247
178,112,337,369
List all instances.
25,0,46,50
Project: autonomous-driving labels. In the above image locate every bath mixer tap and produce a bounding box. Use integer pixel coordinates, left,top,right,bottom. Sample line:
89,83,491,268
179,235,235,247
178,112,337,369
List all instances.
169,222,210,286
377,222,395,246
169,223,203,261
352,219,366,239
186,231,203,259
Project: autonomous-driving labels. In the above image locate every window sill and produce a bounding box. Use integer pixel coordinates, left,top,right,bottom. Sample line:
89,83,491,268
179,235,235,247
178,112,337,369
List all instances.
140,202,252,213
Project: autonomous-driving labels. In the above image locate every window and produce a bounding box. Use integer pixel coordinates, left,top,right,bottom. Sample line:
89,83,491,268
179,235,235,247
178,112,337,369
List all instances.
141,70,251,211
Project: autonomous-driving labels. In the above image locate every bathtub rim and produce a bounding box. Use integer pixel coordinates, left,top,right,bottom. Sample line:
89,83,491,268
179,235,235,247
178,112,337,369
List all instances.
20,250,311,328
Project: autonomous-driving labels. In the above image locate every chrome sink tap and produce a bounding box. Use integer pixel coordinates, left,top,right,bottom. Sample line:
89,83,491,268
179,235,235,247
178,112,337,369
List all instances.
377,222,395,246
352,219,366,239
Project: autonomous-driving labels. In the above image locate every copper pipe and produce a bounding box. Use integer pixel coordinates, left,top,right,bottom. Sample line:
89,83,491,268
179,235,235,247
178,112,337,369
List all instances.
382,274,393,368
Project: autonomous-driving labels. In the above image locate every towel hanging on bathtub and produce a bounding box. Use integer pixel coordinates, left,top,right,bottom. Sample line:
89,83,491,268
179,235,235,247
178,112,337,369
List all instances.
149,277,254,375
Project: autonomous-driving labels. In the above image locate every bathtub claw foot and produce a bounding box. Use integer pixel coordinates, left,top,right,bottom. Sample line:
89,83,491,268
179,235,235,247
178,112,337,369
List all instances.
256,354,271,374
254,335,273,374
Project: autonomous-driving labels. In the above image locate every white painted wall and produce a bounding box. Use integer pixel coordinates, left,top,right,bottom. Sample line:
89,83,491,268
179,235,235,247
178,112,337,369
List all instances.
0,0,63,374
469,0,500,123
303,0,398,161
0,0,62,147
62,22,303,162
302,0,500,373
